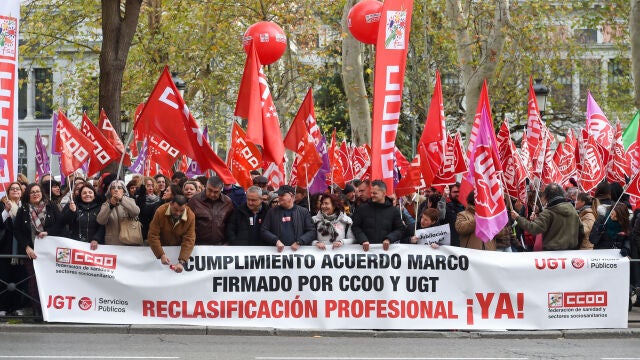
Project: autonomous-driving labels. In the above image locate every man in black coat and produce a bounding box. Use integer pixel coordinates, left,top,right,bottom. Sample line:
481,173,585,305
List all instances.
444,183,464,247
261,185,315,252
352,180,405,251
226,186,269,246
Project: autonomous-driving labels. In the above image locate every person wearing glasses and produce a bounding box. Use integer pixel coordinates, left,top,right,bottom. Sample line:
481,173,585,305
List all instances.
0,182,27,316
97,180,141,245
187,176,233,245
13,183,66,320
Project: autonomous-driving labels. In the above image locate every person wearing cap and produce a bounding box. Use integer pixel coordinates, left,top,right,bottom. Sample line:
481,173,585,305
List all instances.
352,180,405,251
261,185,315,252
253,176,269,190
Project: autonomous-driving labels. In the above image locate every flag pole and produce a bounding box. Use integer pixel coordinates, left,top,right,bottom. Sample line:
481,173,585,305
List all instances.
116,130,135,181
305,166,311,212
603,172,640,225
414,187,420,233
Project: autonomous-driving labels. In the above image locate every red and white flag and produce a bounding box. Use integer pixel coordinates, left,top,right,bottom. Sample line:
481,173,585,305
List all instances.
263,160,286,189
416,71,447,183
469,105,508,242
496,120,527,203
552,129,577,185
55,111,96,176
134,67,234,183
338,141,355,182
606,121,631,185
80,113,121,176
228,122,262,189
580,136,606,193
328,129,346,189
371,0,413,190
353,144,371,181
525,78,544,178
432,133,467,186
97,109,130,165
234,43,285,166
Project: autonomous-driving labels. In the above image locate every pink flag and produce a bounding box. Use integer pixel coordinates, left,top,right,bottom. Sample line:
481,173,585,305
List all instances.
586,91,614,160
35,128,50,178
469,105,508,242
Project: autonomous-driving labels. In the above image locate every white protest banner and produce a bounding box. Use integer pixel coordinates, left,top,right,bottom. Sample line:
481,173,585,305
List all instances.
0,1,19,193
34,237,628,330
415,224,450,246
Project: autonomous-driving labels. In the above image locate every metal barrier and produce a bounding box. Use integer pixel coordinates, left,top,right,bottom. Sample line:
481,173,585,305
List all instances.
0,254,39,318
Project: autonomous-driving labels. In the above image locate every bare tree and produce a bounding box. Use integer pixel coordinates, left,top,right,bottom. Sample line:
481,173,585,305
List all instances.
445,0,509,137
341,0,371,145
99,0,143,135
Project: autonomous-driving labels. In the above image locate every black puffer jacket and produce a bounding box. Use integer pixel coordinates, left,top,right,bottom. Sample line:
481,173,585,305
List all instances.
352,198,406,244
14,202,66,251
62,200,106,244
226,203,269,246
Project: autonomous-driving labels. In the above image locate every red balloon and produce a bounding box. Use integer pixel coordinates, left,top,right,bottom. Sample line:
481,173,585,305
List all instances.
243,21,287,65
348,0,383,45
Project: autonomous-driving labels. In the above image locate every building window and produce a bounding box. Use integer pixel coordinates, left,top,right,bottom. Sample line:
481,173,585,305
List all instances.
575,29,597,44
18,138,27,177
17,68,53,119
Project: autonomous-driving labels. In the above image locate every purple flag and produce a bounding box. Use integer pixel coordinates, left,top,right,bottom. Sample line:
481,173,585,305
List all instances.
128,139,149,174
50,112,60,155
309,135,330,194
186,126,206,177
470,105,508,242
35,128,51,178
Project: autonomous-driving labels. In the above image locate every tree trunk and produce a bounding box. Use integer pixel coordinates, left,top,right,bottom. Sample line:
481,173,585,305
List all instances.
631,0,640,108
446,0,509,140
99,0,143,137
341,0,371,146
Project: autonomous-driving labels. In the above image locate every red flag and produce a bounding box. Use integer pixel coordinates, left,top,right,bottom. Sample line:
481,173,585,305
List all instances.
263,160,286,189
234,43,285,165
292,133,322,188
417,71,446,175
134,67,234,183
353,145,371,180
607,121,631,185
284,88,315,151
98,109,131,164
417,142,436,186
55,111,96,176
228,122,262,189
433,133,467,186
496,120,527,202
541,128,562,185
626,174,640,198
80,113,121,176
553,129,577,185
580,136,606,193
371,0,413,190
339,141,355,182
394,147,411,179
525,77,544,176
329,129,346,189
395,156,424,197
147,137,179,174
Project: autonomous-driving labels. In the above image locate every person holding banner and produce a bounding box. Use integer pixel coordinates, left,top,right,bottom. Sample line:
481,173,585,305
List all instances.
455,191,497,251
407,208,447,249
511,183,580,251
61,184,105,250
312,193,354,250
226,186,269,246
14,183,67,319
352,180,405,252
147,195,196,273
261,185,316,252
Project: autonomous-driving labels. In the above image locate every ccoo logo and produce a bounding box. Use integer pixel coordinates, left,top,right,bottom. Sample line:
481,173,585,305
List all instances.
78,297,93,311
571,258,585,269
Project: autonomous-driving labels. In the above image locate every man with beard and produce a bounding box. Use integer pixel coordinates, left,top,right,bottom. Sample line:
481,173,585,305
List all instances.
352,180,405,251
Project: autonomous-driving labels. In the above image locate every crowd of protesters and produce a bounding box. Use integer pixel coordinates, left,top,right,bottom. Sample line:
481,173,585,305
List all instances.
1,169,639,320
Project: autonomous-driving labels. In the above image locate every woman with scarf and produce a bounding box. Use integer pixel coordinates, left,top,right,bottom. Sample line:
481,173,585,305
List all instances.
0,182,27,316
135,177,163,240
13,183,66,319
97,180,141,245
312,193,354,250
62,184,105,250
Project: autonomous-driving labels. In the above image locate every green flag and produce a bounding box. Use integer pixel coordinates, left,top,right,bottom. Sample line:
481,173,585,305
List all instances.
622,111,639,151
